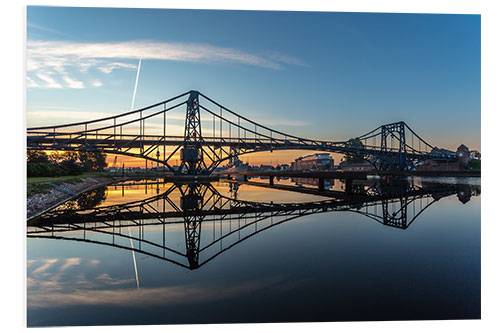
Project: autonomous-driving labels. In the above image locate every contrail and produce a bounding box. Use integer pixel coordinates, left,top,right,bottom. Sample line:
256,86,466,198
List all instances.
130,57,142,111
127,57,142,291
128,227,140,291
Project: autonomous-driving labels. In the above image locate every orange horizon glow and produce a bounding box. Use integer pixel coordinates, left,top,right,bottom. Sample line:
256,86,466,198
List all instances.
104,150,347,169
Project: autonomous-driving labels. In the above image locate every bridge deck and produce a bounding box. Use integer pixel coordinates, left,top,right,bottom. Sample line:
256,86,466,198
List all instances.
218,170,481,179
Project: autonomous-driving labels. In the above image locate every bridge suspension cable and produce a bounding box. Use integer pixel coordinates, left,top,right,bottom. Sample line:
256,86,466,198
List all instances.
27,90,455,173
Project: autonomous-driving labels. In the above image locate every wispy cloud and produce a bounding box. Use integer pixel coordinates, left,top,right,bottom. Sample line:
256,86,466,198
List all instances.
262,118,311,127
27,40,307,89
267,52,310,67
35,73,62,88
62,75,84,89
27,23,73,37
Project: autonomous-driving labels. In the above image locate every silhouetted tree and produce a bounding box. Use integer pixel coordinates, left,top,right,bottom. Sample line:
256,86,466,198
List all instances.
78,151,107,171
27,150,49,164
344,138,367,163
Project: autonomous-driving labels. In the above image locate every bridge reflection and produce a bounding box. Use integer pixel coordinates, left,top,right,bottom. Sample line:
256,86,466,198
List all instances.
27,180,479,270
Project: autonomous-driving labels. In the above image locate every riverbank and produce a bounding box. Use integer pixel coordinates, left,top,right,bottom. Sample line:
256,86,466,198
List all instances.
27,176,119,220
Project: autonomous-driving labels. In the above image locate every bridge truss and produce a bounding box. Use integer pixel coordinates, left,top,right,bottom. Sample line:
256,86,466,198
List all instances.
27,90,456,173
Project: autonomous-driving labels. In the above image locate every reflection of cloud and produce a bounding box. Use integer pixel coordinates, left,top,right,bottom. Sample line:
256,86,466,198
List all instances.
27,40,307,89
32,259,58,274
96,273,135,286
60,258,81,271
28,275,285,309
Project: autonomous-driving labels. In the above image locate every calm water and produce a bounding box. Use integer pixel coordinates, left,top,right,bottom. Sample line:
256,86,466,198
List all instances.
27,177,481,326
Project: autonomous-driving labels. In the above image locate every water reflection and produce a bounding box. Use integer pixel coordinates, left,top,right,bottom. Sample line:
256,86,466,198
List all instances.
28,179,480,271
57,187,108,211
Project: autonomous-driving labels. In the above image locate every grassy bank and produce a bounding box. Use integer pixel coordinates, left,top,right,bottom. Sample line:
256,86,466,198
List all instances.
27,172,109,185
27,172,109,197
469,159,480,171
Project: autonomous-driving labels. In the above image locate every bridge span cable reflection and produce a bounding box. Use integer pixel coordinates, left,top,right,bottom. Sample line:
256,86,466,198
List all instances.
27,181,479,270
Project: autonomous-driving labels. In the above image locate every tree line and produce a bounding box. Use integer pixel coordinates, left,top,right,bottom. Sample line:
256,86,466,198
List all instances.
27,150,107,177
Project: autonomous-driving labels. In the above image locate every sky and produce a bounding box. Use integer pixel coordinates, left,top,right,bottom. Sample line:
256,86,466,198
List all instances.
26,6,481,166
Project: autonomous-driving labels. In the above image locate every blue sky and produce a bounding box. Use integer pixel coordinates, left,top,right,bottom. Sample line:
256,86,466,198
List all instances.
27,7,480,156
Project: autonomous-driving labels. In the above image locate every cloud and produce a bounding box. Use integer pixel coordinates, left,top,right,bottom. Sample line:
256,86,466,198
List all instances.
35,73,62,88
27,77,39,88
97,62,137,74
261,119,311,127
27,40,307,89
28,23,73,37
267,52,309,67
62,76,85,89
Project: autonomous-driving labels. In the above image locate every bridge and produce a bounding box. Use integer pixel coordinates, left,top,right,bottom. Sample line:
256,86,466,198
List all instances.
28,180,476,270
27,90,457,175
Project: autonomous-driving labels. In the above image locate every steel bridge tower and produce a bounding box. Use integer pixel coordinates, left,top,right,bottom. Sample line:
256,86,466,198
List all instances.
179,91,205,175
380,121,409,170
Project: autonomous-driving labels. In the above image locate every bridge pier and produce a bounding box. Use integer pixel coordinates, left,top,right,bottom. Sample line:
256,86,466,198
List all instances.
269,176,274,185
318,178,325,191
345,179,353,194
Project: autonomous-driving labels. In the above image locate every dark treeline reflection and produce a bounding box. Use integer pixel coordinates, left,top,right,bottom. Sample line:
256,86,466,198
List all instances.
28,179,480,270
56,187,108,211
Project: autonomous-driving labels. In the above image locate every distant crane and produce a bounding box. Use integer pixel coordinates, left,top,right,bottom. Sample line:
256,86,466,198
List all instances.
110,156,118,174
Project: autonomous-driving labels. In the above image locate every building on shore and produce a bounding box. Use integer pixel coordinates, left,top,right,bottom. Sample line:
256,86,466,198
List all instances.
291,153,334,171
457,144,471,167
416,144,471,171
259,164,274,171
415,160,461,171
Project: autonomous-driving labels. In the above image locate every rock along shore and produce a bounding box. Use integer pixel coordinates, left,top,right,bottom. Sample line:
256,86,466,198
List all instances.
27,177,119,220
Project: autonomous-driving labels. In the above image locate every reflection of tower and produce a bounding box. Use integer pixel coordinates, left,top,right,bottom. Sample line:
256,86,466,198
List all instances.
229,182,240,200
380,178,410,229
382,197,408,229
180,183,205,269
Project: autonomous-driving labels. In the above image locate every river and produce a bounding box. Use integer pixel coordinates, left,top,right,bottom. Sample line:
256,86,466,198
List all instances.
26,177,481,326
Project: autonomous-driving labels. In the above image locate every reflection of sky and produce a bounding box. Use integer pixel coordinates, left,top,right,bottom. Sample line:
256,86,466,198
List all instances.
89,181,332,207
27,184,480,326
